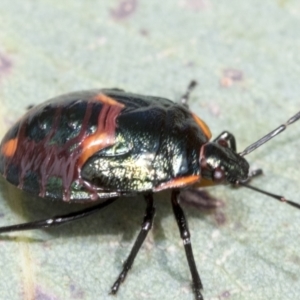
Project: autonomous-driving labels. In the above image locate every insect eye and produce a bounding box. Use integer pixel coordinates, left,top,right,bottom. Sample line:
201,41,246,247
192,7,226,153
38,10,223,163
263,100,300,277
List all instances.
218,139,228,148
213,167,225,183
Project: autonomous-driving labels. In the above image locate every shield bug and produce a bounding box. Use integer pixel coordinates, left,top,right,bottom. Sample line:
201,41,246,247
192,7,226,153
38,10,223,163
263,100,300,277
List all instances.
0,81,299,300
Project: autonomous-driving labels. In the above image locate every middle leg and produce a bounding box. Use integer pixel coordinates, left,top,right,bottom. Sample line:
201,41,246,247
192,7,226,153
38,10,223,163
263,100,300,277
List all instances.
110,193,156,294
171,190,203,300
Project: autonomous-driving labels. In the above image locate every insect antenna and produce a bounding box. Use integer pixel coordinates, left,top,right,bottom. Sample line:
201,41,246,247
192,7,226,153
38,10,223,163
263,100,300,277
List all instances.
238,182,300,209
236,111,300,209
239,111,300,156
235,168,300,209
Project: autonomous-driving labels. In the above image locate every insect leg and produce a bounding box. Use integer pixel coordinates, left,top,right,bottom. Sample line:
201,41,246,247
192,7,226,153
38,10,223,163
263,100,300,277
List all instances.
0,197,118,234
110,193,155,294
171,190,203,300
26,104,35,110
213,131,236,151
180,80,198,107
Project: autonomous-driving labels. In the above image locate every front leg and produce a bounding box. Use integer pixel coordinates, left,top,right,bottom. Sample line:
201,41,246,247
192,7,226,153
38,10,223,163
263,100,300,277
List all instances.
213,131,237,152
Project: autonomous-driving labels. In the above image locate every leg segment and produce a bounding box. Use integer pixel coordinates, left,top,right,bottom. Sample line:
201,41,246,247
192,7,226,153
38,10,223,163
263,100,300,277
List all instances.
110,193,156,294
213,131,237,152
0,197,118,234
171,190,203,300
180,80,198,107
237,168,263,184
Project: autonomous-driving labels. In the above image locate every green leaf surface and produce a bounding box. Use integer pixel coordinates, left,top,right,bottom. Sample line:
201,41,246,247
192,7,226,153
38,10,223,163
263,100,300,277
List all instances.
0,1,300,299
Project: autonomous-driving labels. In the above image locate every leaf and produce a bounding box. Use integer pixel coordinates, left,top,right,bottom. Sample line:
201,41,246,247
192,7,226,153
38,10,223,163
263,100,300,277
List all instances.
0,1,300,299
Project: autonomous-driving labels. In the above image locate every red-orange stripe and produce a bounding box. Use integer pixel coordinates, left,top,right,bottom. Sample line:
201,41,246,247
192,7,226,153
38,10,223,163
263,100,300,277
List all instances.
78,94,125,167
1,138,18,157
154,175,200,192
192,113,212,139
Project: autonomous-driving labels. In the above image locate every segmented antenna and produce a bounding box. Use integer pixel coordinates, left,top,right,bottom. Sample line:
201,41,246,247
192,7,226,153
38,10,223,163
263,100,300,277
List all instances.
239,111,300,156
237,110,300,209
239,182,300,209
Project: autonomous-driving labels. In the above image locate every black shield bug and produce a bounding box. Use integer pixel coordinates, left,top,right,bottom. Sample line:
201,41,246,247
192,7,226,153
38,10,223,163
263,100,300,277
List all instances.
0,81,299,300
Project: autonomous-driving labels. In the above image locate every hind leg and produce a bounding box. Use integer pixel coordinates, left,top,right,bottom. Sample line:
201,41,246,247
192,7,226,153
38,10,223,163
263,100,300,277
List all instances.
0,197,118,234
180,80,198,107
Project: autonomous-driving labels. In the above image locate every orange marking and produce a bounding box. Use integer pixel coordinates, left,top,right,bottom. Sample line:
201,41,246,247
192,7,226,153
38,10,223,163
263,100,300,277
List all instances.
79,133,112,167
94,93,125,108
192,113,212,139
1,138,18,157
154,175,200,192
78,94,125,167
194,178,217,188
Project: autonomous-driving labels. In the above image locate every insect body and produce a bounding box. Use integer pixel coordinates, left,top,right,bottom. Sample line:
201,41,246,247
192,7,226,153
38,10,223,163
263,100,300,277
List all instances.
0,82,299,300
0,89,217,201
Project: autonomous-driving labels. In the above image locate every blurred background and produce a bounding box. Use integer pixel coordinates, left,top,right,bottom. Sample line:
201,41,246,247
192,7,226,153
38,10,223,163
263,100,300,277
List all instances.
0,1,300,299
